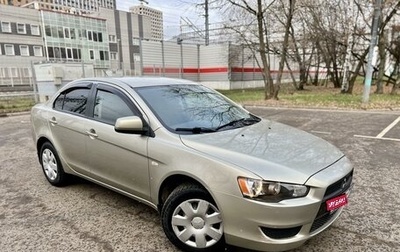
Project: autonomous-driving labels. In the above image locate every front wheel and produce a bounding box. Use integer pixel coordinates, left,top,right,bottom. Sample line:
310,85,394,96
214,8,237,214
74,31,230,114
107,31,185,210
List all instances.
39,142,68,186
161,184,224,252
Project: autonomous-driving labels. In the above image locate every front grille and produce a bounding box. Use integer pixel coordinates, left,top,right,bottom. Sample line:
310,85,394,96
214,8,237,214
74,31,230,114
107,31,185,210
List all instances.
310,170,353,233
261,226,302,239
324,170,353,200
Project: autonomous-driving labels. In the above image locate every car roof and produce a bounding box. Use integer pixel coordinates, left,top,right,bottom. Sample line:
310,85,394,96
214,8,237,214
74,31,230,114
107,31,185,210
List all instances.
76,77,199,88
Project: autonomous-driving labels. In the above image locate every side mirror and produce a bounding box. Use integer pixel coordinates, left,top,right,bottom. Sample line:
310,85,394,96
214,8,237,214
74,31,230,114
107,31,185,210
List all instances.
114,116,145,134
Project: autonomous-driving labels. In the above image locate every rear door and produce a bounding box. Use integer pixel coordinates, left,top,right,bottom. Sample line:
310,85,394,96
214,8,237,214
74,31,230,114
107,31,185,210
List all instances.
84,83,151,201
48,83,92,176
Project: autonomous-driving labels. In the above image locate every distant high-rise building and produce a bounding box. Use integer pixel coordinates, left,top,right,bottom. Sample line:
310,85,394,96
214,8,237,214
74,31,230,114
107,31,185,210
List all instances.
129,3,163,40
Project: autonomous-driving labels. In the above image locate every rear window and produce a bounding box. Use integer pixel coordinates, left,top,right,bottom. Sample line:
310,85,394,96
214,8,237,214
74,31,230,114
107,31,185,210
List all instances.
54,88,90,115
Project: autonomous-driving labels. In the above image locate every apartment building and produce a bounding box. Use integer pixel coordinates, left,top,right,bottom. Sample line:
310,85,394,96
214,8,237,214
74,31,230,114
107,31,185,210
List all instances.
41,10,110,71
0,1,157,87
89,7,152,75
129,3,163,40
0,4,44,86
2,0,115,12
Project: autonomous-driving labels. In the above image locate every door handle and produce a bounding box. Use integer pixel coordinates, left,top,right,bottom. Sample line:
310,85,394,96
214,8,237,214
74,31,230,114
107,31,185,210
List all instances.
49,117,58,125
86,129,98,138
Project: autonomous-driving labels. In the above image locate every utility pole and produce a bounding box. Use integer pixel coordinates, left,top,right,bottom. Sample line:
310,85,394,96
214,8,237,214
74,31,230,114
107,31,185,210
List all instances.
205,0,209,46
363,0,382,103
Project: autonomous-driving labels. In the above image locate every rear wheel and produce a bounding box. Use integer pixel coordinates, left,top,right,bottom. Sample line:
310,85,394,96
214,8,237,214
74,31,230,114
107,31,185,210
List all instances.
39,142,68,186
161,184,224,252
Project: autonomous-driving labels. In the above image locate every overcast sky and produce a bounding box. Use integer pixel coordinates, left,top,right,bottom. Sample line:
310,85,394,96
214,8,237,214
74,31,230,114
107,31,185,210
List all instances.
116,0,219,39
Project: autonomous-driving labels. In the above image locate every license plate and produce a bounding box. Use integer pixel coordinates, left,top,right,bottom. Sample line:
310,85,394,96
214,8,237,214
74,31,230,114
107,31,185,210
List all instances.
326,194,348,211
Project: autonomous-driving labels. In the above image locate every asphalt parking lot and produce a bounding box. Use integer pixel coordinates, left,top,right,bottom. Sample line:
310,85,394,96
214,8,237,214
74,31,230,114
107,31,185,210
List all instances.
1,107,399,252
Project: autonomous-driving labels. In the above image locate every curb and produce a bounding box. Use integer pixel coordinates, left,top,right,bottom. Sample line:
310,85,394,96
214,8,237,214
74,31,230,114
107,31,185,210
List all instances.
242,104,400,113
0,111,31,117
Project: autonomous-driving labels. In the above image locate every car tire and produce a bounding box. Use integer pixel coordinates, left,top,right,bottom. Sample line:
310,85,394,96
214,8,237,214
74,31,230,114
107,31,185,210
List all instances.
161,184,225,252
39,142,68,187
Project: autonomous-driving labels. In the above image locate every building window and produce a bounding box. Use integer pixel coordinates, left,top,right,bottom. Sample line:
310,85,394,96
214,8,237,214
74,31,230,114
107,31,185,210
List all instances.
72,48,81,59
133,54,141,62
31,24,40,35
89,49,94,60
20,45,29,56
58,26,64,38
1,68,9,78
44,25,50,36
132,38,140,45
66,48,73,59
79,29,86,39
109,35,116,43
47,47,62,59
64,27,70,39
0,46,2,55
33,46,43,57
110,52,117,60
70,28,76,39
1,21,11,33
0,68,3,77
17,23,26,34
5,44,15,55
22,68,31,77
99,51,109,60
10,68,18,78
87,31,103,42
87,30,93,41
60,48,66,59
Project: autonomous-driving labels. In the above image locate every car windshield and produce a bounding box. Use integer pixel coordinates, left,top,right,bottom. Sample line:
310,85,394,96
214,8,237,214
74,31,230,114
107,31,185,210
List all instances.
135,84,260,133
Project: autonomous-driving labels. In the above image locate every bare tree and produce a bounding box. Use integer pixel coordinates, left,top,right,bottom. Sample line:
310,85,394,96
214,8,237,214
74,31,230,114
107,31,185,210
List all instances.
375,27,386,94
286,3,317,90
219,0,279,99
206,0,400,97
300,0,356,89
388,29,400,94
268,0,296,98
346,0,400,94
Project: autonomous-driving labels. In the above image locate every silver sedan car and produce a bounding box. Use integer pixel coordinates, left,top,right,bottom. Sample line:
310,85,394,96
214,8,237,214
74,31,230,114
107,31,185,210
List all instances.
31,77,353,252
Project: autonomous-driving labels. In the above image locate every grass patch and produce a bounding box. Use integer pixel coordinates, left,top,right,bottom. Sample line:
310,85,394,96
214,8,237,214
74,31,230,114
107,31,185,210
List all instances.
219,83,400,110
1,82,399,114
220,88,265,102
0,96,35,114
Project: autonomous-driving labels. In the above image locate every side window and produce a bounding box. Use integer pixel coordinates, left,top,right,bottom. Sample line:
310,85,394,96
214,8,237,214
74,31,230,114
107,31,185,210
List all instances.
54,93,65,110
53,88,90,115
94,89,135,125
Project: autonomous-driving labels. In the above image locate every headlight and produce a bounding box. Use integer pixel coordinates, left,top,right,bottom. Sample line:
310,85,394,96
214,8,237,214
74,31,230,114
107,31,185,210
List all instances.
237,177,309,203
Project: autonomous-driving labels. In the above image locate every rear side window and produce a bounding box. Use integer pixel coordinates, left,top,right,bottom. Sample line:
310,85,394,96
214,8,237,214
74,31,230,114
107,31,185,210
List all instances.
93,89,134,125
54,94,64,110
54,88,90,115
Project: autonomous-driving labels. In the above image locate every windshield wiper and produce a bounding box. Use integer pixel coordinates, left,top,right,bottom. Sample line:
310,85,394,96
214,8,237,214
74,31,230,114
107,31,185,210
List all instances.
175,127,216,134
215,116,261,131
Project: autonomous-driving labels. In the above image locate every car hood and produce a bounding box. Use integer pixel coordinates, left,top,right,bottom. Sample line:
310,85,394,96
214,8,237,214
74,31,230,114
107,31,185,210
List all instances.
179,120,344,184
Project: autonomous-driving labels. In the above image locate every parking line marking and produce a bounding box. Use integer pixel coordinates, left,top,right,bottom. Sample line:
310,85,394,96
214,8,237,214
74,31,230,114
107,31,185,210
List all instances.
311,130,331,135
376,116,400,138
354,135,400,142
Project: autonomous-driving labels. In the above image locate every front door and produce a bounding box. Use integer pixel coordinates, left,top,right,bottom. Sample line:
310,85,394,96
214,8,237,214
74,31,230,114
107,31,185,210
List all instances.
84,85,151,201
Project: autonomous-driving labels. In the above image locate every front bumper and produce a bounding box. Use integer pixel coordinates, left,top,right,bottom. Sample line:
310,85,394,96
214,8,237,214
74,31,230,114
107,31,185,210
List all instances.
214,157,353,251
